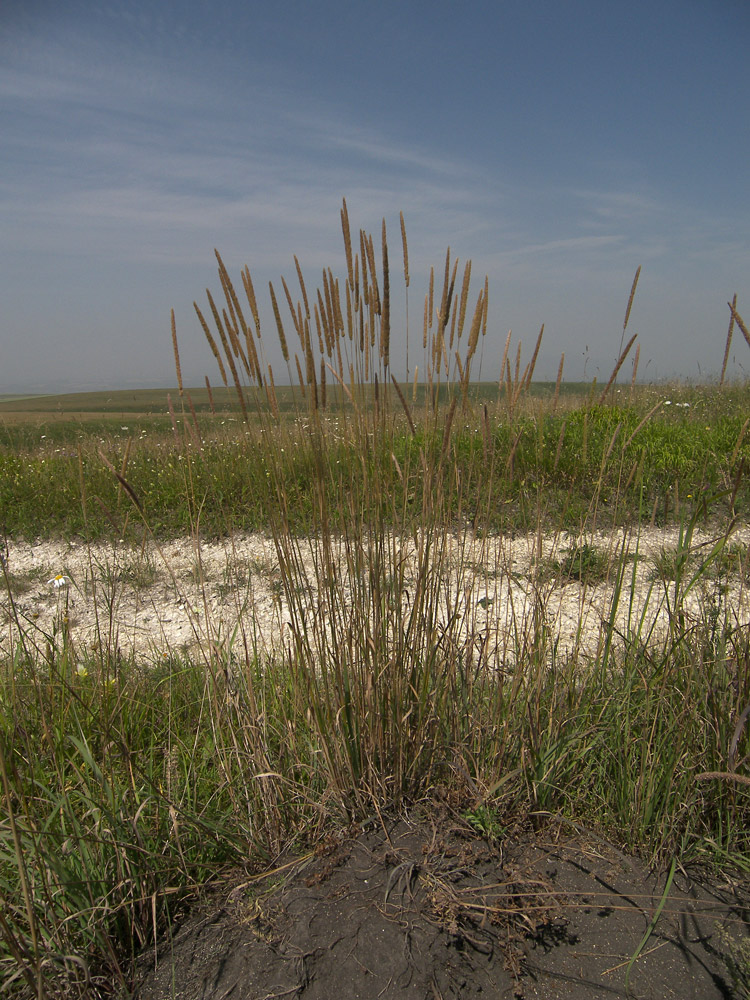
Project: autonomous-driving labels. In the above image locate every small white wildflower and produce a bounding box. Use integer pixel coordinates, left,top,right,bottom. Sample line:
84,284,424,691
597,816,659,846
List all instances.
664,400,672,405
48,574,70,589
76,665,88,679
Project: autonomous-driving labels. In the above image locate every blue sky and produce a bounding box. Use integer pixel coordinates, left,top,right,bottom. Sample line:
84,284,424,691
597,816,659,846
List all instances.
1,0,749,393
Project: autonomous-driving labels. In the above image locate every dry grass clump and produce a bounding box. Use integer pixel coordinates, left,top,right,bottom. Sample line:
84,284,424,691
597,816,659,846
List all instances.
0,202,748,998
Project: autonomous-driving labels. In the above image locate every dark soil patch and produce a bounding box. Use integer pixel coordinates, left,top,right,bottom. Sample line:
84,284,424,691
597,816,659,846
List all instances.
133,812,748,999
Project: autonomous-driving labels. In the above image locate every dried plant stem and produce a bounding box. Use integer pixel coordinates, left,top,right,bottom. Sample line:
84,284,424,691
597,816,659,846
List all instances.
553,353,565,411
171,310,183,396
599,334,638,405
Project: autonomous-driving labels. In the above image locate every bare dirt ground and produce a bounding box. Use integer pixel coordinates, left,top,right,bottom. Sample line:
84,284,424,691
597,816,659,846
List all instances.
2,525,748,669
133,806,748,1000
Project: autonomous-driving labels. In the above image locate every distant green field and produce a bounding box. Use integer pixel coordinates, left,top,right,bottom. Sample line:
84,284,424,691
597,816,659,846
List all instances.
0,381,609,420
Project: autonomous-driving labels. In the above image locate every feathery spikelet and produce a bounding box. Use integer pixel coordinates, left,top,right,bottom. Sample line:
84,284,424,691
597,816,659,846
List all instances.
195,301,228,387
294,255,311,319
381,218,390,369
241,265,261,338
598,333,638,405
366,233,381,315
457,261,471,341
466,289,484,364
268,282,290,362
623,265,641,333
206,290,248,421
437,248,451,333
631,343,640,390
341,199,354,290
171,310,183,395
553,353,564,411
720,293,737,386
523,325,544,389
729,301,750,351
204,375,215,414
400,210,409,288
281,276,302,340
391,374,415,435
294,354,306,397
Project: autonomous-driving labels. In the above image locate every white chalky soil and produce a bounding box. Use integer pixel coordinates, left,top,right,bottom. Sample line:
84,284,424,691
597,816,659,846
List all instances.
1,526,747,668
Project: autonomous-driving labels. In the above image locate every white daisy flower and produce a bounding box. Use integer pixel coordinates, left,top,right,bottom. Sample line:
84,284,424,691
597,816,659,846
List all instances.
48,574,70,589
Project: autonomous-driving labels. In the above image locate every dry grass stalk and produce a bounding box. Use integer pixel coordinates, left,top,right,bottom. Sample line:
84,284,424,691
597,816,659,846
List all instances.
204,375,215,414
465,290,484,368
359,230,370,308
224,303,255,384
304,320,319,412
391,375,416,435
449,297,458,352
205,290,248,422
498,330,512,396
400,210,409,288
345,282,354,343
381,219,390,369
281,277,302,341
269,282,290,363
457,261,472,342
217,252,257,382
314,299,326,356
341,199,354,290
553,353,565,411
319,356,326,409
266,366,279,420
619,265,641,356
428,266,434,330
241,265,261,338
171,310,183,396
294,354,306,398
522,325,544,390
294,256,311,319
185,391,202,447
437,249,451,334
728,300,750,352
332,276,344,339
99,448,143,513
720,294,737,386
631,343,640,394
321,272,333,347
423,293,429,350
482,275,489,338
195,302,228,386
598,333,638,405
367,233,381,316
622,399,664,450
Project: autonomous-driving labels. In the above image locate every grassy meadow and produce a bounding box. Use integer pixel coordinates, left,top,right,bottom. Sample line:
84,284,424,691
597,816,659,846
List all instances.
1,204,749,997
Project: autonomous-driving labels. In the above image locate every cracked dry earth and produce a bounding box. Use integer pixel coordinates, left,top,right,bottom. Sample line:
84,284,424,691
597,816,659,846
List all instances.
2,524,749,669
133,809,749,1000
